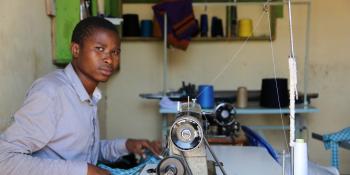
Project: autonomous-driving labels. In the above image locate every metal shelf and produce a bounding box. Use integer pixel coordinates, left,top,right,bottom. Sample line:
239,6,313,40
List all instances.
122,35,275,41
160,103,319,115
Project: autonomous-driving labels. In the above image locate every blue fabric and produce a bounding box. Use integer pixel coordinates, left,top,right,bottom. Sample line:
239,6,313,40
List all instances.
323,127,350,169
241,125,279,161
99,155,160,175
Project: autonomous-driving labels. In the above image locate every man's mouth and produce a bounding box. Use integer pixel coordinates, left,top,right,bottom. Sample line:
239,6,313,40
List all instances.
99,66,113,76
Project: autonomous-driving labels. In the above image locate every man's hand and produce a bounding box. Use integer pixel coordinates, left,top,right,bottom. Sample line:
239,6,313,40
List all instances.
87,164,110,175
126,139,162,157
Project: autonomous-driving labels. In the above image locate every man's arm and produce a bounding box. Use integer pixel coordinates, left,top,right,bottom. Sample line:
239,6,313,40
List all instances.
0,89,87,175
98,139,162,163
98,139,129,163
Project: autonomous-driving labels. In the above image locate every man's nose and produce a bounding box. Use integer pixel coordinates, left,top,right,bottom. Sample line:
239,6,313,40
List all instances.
103,54,112,64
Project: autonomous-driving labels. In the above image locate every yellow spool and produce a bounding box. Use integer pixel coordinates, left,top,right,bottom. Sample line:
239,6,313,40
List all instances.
238,19,253,37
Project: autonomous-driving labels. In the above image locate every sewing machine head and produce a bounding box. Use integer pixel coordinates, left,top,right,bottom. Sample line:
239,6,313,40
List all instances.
141,101,229,175
171,102,204,151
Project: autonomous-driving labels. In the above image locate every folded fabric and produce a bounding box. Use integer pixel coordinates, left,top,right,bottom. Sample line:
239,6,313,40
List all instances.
323,127,350,169
153,0,198,50
159,96,178,110
99,155,160,175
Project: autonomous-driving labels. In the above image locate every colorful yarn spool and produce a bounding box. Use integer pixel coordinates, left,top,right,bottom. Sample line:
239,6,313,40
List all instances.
211,17,224,37
122,14,140,36
260,78,289,108
238,18,253,37
197,85,214,109
200,14,208,37
236,86,248,108
141,20,153,37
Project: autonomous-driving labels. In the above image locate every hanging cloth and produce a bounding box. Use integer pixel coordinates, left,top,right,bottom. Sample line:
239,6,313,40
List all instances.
153,0,199,50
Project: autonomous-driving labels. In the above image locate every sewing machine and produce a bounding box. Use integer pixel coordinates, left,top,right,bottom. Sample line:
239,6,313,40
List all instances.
140,101,227,175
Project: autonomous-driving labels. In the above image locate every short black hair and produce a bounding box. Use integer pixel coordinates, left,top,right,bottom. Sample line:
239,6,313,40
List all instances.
71,16,118,45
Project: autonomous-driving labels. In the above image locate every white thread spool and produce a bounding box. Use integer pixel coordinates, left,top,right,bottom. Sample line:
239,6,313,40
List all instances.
236,86,248,108
293,139,308,175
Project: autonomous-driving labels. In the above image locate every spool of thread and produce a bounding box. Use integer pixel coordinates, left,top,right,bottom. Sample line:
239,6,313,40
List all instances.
293,139,308,175
122,14,140,37
140,20,153,37
238,18,253,37
230,6,238,37
260,78,289,108
211,17,224,37
200,14,208,37
236,86,248,108
197,85,214,109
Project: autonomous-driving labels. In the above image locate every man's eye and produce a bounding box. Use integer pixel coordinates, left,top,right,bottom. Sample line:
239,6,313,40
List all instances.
96,47,104,52
111,50,120,56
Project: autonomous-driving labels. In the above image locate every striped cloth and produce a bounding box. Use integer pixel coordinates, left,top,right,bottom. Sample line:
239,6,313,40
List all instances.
99,156,160,175
323,127,350,169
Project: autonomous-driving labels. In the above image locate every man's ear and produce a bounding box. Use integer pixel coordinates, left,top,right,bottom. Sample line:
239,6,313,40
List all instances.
71,43,80,58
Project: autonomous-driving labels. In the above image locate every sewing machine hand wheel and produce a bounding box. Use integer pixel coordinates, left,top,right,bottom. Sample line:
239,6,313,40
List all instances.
215,103,236,126
156,156,185,175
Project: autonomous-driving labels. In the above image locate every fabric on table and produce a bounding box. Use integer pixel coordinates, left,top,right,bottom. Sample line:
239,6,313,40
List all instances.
99,155,160,175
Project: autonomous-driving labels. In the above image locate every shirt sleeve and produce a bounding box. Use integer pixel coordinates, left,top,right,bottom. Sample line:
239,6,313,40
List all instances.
98,138,129,163
0,87,87,175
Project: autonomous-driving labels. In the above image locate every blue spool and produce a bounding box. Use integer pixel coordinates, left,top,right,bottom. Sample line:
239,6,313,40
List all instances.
197,85,214,109
140,20,153,37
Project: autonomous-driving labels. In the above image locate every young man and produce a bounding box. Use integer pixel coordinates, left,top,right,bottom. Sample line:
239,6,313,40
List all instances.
0,17,160,175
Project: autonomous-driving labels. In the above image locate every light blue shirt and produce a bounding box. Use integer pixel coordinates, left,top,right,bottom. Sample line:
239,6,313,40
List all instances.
0,64,128,175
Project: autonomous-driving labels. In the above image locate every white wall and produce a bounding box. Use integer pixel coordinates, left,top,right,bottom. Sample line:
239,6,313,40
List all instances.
0,0,53,131
307,0,350,173
106,1,350,173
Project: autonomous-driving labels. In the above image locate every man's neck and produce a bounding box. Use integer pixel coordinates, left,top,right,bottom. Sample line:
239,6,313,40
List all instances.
71,64,98,96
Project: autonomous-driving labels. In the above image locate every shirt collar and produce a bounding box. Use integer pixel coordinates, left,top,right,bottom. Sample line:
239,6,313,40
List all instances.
64,63,102,105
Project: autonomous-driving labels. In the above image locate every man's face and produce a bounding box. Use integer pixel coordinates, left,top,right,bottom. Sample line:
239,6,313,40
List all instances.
71,28,120,85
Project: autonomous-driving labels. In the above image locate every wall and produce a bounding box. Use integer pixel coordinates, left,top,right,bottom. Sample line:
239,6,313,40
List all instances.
307,0,350,173
106,0,350,173
0,0,53,131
